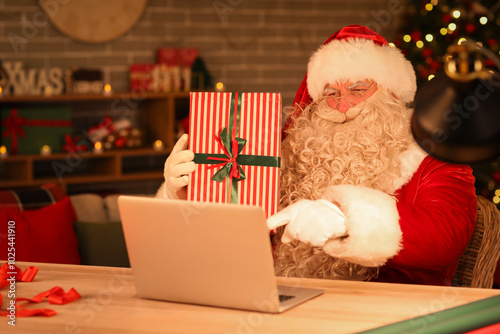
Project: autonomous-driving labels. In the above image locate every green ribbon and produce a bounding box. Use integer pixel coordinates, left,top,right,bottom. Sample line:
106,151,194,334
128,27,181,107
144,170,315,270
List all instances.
193,93,280,203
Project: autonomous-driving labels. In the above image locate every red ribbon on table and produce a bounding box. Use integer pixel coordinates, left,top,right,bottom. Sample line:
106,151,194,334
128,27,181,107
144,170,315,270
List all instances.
1,108,72,155
0,263,80,317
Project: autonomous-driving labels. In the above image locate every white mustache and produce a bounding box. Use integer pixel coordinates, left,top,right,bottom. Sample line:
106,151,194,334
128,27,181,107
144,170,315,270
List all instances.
317,99,367,124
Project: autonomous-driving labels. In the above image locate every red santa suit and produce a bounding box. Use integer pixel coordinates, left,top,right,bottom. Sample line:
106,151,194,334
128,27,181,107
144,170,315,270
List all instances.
277,25,477,286
321,150,477,286
378,156,477,285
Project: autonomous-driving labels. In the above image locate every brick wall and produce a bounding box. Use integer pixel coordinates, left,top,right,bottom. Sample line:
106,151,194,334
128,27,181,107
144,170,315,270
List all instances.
0,0,406,106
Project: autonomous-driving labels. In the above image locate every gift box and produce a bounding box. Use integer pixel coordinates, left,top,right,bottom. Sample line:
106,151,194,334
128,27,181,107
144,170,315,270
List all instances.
187,92,282,218
1,107,72,155
157,48,181,92
129,64,160,92
157,48,180,66
157,48,200,92
179,48,199,92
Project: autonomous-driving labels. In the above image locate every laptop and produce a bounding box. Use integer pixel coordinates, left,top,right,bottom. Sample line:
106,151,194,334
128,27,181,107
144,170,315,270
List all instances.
117,195,324,313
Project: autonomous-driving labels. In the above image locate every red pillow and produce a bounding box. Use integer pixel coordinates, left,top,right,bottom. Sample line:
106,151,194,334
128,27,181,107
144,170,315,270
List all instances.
0,196,81,265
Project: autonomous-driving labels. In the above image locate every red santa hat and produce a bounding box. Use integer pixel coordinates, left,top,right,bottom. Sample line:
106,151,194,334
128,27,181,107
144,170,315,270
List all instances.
282,25,417,139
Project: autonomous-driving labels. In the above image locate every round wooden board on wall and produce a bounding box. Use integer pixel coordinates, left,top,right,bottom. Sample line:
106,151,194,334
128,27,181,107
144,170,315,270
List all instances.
39,0,148,44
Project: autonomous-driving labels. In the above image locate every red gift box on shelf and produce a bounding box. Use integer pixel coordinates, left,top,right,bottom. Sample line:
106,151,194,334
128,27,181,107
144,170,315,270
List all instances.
129,64,160,92
187,92,282,218
157,48,199,92
157,48,180,66
157,48,181,92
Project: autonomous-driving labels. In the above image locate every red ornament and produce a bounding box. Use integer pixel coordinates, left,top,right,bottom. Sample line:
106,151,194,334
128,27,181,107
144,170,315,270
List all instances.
442,14,451,24
419,68,430,79
410,30,422,41
493,171,500,183
422,47,433,57
114,136,127,148
465,23,476,33
430,60,442,70
487,38,497,47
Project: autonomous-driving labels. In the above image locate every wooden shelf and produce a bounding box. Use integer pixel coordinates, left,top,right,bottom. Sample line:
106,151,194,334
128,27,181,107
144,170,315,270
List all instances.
0,92,190,192
0,91,190,103
0,148,169,191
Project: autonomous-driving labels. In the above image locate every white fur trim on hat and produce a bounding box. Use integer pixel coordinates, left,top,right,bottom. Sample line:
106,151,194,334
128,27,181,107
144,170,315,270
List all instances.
322,185,402,267
307,38,417,104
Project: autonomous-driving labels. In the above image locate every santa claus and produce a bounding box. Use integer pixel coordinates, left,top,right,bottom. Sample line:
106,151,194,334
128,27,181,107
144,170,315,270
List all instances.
267,25,477,286
157,25,477,286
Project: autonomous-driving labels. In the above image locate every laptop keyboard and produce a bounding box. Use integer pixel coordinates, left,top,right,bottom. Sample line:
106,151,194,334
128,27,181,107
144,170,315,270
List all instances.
279,294,296,303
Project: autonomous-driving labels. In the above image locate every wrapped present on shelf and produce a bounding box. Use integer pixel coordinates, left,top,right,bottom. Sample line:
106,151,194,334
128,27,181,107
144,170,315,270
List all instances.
129,64,161,93
157,48,181,92
1,107,72,155
86,116,132,143
179,48,199,92
187,92,282,218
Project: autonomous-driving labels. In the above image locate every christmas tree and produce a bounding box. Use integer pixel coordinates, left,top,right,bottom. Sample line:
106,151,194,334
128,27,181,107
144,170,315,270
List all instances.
394,0,500,85
393,0,500,206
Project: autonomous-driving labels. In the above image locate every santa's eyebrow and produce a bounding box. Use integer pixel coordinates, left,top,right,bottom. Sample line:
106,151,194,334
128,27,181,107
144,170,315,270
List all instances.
323,87,340,94
347,82,371,89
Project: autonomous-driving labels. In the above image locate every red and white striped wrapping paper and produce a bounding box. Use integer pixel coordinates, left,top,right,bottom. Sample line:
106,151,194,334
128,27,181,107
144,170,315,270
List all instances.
187,92,282,218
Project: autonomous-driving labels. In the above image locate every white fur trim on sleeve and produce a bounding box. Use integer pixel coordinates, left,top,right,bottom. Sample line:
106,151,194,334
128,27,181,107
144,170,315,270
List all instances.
391,141,428,193
322,185,402,267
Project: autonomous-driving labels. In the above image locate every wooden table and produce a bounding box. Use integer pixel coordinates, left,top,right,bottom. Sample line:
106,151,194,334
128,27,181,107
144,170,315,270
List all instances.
2,262,500,333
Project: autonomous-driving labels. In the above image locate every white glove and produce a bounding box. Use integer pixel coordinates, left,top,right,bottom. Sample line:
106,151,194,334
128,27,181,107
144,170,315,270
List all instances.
161,134,195,199
267,199,346,247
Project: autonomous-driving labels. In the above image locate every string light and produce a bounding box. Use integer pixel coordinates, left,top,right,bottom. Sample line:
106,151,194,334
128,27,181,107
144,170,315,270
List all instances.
448,23,457,31
403,34,411,42
440,27,448,35
479,16,488,25
452,10,461,19
458,37,467,45
430,0,438,5
416,41,424,48
495,189,500,197
425,3,433,11
388,42,396,47
494,196,500,204
428,74,435,80
425,34,434,42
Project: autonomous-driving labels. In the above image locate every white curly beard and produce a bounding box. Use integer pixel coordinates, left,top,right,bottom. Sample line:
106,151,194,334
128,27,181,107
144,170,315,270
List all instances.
273,89,414,281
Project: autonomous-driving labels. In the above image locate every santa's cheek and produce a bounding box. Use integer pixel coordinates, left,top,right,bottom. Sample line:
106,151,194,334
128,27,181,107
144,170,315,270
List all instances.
326,99,339,110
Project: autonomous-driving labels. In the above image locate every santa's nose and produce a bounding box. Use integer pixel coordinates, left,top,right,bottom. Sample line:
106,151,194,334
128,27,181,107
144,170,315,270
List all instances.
337,99,351,113
326,97,351,113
